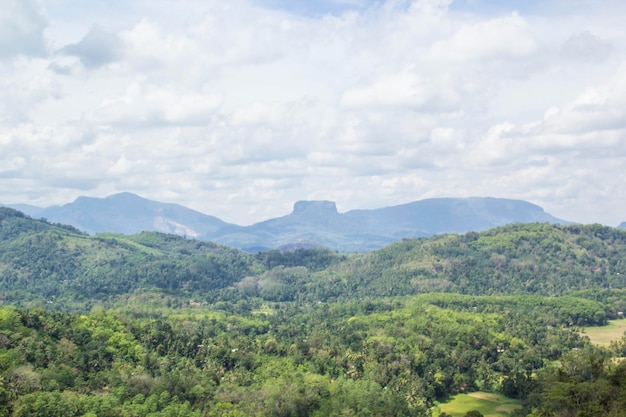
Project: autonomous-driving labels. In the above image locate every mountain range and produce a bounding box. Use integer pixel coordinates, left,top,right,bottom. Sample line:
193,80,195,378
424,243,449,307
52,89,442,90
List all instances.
1,205,625,417
4,192,569,252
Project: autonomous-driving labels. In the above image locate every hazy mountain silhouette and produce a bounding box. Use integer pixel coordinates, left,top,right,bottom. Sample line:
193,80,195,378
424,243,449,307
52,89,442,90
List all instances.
5,193,569,252
8,192,240,239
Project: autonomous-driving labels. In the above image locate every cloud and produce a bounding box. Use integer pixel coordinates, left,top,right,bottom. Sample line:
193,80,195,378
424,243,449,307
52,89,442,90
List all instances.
426,12,537,64
340,68,461,112
0,124,103,192
450,57,626,224
59,24,123,68
561,31,611,63
0,0,47,59
464,62,626,171
251,0,377,17
2,0,626,227
530,63,626,136
90,82,223,126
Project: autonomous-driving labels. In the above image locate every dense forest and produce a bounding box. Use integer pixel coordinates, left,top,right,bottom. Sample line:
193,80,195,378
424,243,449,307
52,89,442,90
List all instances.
2,206,626,416
4,207,626,311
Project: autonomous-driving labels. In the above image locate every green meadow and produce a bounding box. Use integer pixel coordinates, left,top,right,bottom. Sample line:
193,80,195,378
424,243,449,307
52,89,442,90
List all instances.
436,392,521,417
582,318,626,346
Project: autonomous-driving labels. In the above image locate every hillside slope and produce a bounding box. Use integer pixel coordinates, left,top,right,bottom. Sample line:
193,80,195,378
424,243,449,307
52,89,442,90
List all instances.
239,223,626,306
2,207,625,311
0,207,258,309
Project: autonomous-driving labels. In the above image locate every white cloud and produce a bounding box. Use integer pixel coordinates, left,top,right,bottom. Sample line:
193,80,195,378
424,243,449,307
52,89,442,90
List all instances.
1,0,626,226
533,63,626,136
90,82,223,126
59,24,122,68
561,31,611,63
340,68,462,112
426,12,538,64
0,0,48,59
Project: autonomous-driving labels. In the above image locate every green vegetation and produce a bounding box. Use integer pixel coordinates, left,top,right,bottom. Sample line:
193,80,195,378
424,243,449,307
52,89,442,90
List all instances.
0,297,594,417
4,207,626,314
4,207,626,416
581,318,626,346
437,392,521,417
527,348,626,416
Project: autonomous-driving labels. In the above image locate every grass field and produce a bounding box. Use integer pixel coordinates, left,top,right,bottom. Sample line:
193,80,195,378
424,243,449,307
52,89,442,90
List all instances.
581,318,626,346
435,392,521,417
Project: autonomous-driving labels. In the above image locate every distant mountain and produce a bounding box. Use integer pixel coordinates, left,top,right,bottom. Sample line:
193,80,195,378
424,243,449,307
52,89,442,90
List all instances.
0,207,624,311
7,192,241,239
212,200,396,252
619,222,626,229
4,193,569,252
6,203,45,218
215,197,569,251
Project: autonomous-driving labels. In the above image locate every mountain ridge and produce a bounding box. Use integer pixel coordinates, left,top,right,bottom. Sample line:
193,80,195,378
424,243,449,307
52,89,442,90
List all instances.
1,207,625,417
3,193,569,252
1,206,625,311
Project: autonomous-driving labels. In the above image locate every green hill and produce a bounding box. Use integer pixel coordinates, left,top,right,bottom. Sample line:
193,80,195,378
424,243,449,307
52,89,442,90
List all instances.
245,223,626,308
0,207,260,309
3,207,626,312
3,207,626,416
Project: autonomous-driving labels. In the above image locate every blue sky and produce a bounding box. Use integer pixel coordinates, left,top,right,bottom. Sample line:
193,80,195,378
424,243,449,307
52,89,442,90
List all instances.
256,0,544,17
1,0,626,225
253,0,380,16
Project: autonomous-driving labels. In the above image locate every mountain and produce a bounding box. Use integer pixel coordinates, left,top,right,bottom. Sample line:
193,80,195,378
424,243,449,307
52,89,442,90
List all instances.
212,200,401,252
8,192,241,239
619,222,626,229
4,193,569,252
0,207,624,311
214,197,568,251
0,206,259,309
5,203,45,218
2,209,624,417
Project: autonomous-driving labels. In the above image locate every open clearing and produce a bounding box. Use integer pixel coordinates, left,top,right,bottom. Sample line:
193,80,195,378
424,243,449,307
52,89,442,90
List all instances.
582,318,626,346
436,392,521,417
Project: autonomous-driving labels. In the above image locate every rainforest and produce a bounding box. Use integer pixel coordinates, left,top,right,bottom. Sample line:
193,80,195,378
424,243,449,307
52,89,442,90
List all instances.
2,206,626,416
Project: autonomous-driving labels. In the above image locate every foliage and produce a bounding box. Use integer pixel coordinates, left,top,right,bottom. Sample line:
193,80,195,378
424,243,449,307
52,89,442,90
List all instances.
4,209,626,312
301,223,626,303
526,347,626,417
0,293,594,417
0,210,262,309
4,210,626,415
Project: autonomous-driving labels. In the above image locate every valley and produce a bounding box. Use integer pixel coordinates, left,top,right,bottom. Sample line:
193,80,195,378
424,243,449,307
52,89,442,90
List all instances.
1,207,626,416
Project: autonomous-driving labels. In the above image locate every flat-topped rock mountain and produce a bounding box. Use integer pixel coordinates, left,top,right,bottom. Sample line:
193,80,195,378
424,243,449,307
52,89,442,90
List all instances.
293,200,338,215
4,193,569,252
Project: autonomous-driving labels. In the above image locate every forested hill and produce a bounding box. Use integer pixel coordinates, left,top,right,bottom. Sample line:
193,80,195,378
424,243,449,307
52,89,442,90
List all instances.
0,207,262,309
5,207,626,417
303,222,626,301
2,206,626,311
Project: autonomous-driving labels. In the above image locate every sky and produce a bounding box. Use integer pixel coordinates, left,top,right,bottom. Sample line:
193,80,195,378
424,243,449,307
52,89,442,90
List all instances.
1,0,626,226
